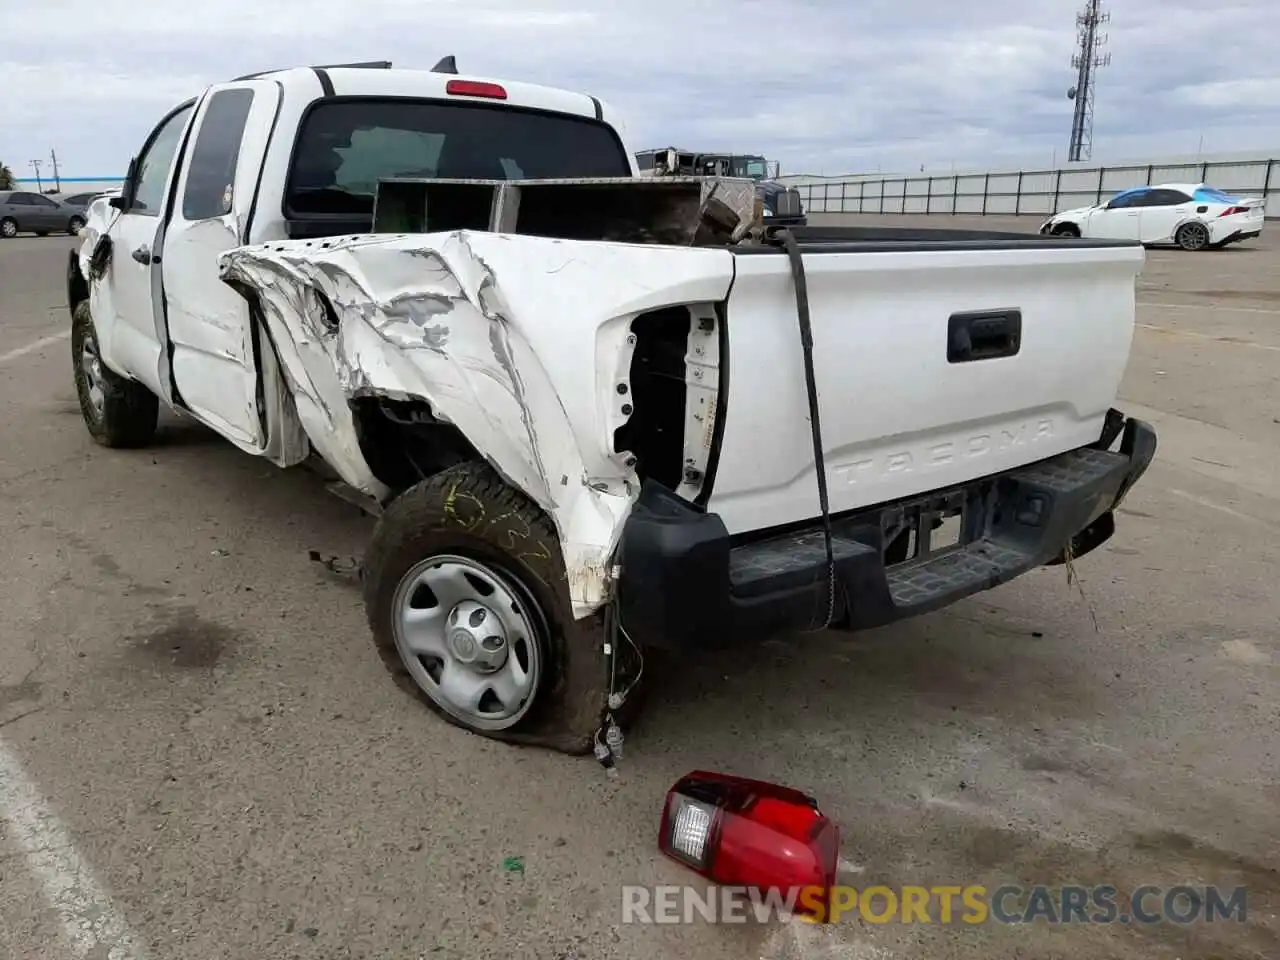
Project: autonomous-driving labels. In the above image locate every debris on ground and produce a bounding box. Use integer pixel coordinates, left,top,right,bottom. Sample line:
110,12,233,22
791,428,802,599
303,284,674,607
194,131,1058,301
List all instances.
308,550,361,581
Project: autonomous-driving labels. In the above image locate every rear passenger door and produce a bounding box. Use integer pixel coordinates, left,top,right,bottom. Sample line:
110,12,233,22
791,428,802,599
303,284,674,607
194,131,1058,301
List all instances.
160,80,282,453
1137,188,1194,244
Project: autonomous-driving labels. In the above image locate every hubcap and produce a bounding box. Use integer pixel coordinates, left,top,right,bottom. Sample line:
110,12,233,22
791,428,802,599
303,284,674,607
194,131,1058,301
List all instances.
80,334,105,417
1183,225,1207,249
391,554,543,731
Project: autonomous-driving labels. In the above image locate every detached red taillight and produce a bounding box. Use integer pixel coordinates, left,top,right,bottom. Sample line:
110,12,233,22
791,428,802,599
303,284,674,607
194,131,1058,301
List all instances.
658,770,839,920
446,79,507,100
1220,206,1251,217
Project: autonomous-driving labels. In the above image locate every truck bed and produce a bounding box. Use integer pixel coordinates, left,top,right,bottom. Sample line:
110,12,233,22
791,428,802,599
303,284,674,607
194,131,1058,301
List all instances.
705,224,1147,535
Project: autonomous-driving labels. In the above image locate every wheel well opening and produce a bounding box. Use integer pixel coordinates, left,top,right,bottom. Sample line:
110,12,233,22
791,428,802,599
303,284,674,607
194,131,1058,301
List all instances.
66,249,90,320
351,395,481,495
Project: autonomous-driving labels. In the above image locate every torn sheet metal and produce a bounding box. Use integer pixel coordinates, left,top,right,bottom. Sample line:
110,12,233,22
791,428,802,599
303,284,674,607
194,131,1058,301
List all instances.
218,230,735,616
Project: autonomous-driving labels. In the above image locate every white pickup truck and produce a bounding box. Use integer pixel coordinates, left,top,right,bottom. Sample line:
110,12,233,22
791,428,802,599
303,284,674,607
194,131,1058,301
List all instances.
68,60,1157,755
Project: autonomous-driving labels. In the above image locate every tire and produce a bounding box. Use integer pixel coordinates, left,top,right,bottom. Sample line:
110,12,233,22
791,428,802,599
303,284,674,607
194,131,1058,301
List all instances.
68,216,85,235
1054,223,1081,238
71,301,160,448
361,462,624,754
1175,221,1210,251
0,218,17,238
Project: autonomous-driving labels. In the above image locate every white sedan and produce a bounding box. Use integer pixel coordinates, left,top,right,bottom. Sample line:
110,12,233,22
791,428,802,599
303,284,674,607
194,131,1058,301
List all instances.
1040,182,1265,251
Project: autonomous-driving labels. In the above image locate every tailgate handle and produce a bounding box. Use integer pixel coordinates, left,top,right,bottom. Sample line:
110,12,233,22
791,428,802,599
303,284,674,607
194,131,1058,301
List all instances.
948,309,1022,363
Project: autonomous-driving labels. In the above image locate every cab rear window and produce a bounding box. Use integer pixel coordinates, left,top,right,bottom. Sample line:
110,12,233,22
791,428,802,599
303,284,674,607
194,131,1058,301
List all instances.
285,98,632,217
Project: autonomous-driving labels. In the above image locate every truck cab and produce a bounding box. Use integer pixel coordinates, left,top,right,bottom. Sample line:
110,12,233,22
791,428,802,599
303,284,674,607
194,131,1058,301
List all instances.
68,60,634,459
635,146,805,226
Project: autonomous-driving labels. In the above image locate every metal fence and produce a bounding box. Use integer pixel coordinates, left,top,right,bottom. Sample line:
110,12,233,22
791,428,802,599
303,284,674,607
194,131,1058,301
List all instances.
788,157,1278,219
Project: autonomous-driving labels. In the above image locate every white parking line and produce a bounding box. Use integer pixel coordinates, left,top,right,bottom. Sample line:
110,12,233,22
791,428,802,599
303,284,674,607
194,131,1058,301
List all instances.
1135,322,1280,352
0,331,70,367
0,741,143,959
1138,300,1280,316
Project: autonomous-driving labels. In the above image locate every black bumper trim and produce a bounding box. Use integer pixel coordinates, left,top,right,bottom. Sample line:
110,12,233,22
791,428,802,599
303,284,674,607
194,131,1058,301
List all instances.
616,414,1157,650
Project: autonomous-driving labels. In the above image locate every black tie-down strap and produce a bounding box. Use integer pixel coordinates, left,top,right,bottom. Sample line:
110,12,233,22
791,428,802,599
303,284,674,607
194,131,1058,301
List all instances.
773,229,836,630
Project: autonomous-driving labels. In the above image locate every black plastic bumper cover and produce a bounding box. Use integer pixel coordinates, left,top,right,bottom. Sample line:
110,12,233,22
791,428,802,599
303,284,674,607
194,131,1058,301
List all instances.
616,413,1157,651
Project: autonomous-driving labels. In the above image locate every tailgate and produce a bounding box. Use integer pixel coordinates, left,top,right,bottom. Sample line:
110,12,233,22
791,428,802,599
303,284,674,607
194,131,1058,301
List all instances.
706,241,1146,534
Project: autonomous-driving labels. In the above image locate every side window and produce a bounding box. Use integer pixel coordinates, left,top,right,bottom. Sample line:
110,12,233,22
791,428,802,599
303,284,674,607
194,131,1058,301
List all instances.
1108,192,1141,209
131,103,195,215
182,89,255,221
31,194,59,207
636,153,654,171
7,193,33,205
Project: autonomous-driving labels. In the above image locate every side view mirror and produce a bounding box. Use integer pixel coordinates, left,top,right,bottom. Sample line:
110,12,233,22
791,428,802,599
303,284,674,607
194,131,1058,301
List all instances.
112,155,139,211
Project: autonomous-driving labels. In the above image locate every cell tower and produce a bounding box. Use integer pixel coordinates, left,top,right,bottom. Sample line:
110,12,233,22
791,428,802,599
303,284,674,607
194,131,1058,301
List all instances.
1066,0,1110,162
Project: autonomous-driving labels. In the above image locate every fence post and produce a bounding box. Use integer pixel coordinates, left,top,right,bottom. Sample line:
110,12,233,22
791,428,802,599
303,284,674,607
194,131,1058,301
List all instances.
925,176,933,215
901,179,907,214
1053,169,1062,212
859,179,866,214
952,175,957,215
1264,160,1274,202
1146,164,1153,185
982,173,990,214
1096,166,1105,204
840,180,847,214
1015,171,1023,215
1201,161,1209,182
879,178,885,214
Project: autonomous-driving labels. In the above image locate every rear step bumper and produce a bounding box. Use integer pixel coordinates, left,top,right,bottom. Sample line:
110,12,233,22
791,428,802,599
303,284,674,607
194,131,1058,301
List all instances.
616,412,1156,651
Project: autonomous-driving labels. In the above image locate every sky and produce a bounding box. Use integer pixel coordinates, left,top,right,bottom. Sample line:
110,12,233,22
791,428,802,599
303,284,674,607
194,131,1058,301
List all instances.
3,0,1280,180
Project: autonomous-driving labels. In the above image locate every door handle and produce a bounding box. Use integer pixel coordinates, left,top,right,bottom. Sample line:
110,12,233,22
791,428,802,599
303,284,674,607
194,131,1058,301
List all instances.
948,309,1023,363
131,246,159,265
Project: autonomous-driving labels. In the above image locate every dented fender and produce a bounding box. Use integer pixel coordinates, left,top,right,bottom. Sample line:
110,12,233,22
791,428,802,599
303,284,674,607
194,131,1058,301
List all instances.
217,230,735,616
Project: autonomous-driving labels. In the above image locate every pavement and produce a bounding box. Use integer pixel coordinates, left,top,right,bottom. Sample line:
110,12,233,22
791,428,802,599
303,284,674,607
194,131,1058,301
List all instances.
0,220,1277,960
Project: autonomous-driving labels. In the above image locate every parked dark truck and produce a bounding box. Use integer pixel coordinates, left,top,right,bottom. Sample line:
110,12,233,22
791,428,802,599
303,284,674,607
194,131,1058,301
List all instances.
635,146,806,227
66,59,1156,759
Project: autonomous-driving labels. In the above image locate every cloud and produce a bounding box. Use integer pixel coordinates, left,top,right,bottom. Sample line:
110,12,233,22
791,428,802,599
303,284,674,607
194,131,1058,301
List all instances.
1,0,1278,179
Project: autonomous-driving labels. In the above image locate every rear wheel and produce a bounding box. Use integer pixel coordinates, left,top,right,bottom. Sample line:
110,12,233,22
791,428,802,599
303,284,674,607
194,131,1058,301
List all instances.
361,462,622,754
1175,221,1210,251
71,301,160,448
1,218,18,238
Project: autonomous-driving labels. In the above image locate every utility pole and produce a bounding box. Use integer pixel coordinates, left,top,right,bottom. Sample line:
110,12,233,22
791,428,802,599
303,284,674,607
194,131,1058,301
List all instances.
29,159,43,193
49,148,62,191
1067,0,1110,163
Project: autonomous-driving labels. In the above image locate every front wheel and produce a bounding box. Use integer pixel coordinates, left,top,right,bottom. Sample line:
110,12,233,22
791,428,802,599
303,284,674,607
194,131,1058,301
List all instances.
1175,221,1210,251
68,216,85,235
361,462,623,754
71,301,160,448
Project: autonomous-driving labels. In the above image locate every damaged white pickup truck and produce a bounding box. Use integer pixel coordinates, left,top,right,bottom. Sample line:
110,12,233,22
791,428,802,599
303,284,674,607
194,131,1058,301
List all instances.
68,60,1157,755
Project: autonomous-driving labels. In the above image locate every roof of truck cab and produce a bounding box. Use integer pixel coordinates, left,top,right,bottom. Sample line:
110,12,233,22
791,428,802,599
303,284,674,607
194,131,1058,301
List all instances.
247,66,608,123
